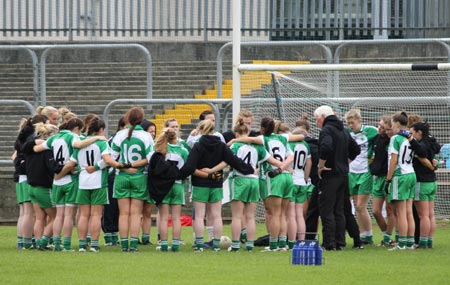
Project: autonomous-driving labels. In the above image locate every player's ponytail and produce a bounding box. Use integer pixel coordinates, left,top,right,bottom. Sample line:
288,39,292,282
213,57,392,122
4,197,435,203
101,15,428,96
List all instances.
125,107,145,140
155,128,177,157
87,117,106,135
233,118,248,135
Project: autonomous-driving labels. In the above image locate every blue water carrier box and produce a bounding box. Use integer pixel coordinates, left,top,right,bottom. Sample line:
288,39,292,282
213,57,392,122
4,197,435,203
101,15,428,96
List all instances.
292,240,323,266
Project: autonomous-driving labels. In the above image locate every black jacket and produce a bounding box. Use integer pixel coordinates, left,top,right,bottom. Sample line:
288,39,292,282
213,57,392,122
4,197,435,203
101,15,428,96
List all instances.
413,136,441,182
147,152,181,205
305,135,319,186
13,125,35,181
21,135,57,188
370,134,390,176
180,135,254,187
318,115,360,177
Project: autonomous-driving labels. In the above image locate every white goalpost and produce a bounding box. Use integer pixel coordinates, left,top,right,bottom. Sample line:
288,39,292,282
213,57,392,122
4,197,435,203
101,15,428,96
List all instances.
236,62,450,222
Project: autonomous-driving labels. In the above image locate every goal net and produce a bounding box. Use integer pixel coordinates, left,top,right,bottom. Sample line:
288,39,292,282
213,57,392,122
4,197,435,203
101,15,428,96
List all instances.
237,63,450,222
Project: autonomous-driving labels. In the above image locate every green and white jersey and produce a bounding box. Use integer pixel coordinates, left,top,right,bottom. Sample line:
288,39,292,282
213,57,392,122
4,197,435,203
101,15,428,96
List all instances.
111,125,154,175
166,143,189,184
71,139,110,190
230,142,270,178
348,125,378,173
177,138,191,152
260,133,293,176
388,134,415,176
290,141,311,186
43,129,80,185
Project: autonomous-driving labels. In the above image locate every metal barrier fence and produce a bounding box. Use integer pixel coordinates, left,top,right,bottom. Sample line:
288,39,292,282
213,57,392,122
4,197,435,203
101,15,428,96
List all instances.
1,0,449,42
0,100,35,166
102,98,230,137
0,46,39,106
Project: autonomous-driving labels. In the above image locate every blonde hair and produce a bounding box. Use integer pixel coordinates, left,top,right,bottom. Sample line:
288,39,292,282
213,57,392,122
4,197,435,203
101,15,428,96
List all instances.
344,109,362,122
164,118,178,128
198,119,215,135
155,128,178,156
407,114,421,128
59,107,76,123
236,109,253,122
34,123,59,139
274,120,290,134
233,120,249,135
36,106,58,119
295,114,311,132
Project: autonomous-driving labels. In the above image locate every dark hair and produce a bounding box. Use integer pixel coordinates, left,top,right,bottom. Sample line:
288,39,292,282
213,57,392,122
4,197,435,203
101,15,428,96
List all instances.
260,117,275,136
87,117,106,135
81,114,98,133
295,114,311,132
411,122,430,137
125,107,144,140
141,119,156,132
392,111,408,126
31,114,49,125
61,117,84,132
199,110,214,120
117,117,126,132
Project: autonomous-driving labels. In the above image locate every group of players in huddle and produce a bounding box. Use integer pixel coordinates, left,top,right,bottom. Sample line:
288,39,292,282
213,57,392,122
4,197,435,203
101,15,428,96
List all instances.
12,104,439,253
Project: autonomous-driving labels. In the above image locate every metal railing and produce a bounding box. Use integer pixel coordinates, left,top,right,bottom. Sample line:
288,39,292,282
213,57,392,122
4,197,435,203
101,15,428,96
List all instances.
1,0,449,42
0,46,39,106
103,98,230,137
0,99,35,166
39,44,152,106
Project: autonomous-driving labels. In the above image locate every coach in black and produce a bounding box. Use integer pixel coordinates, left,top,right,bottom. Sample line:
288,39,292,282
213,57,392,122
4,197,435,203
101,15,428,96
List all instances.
314,106,360,250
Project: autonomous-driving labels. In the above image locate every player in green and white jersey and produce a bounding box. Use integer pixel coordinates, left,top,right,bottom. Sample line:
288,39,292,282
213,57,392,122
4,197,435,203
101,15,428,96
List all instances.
229,117,303,251
287,128,312,249
386,112,417,250
227,122,282,251
57,118,121,252
151,128,189,252
33,117,105,251
345,109,378,245
111,107,154,252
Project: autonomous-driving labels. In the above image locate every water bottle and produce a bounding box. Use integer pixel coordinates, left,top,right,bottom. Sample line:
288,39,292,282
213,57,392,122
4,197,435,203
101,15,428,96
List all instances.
298,241,306,265
315,244,323,265
291,242,301,265
306,243,316,265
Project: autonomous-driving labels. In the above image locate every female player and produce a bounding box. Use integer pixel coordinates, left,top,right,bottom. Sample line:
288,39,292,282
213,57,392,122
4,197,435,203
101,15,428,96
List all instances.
228,121,282,251
371,115,397,246
33,117,104,251
228,117,301,251
287,126,312,248
345,109,378,245
36,106,59,126
111,107,154,252
56,118,121,252
410,121,440,248
386,112,417,250
151,128,189,252
179,119,255,252
164,118,190,150
12,115,48,249
22,122,59,250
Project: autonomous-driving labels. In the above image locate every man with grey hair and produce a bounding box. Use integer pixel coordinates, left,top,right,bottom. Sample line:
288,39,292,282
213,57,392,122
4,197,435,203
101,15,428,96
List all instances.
314,105,360,250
